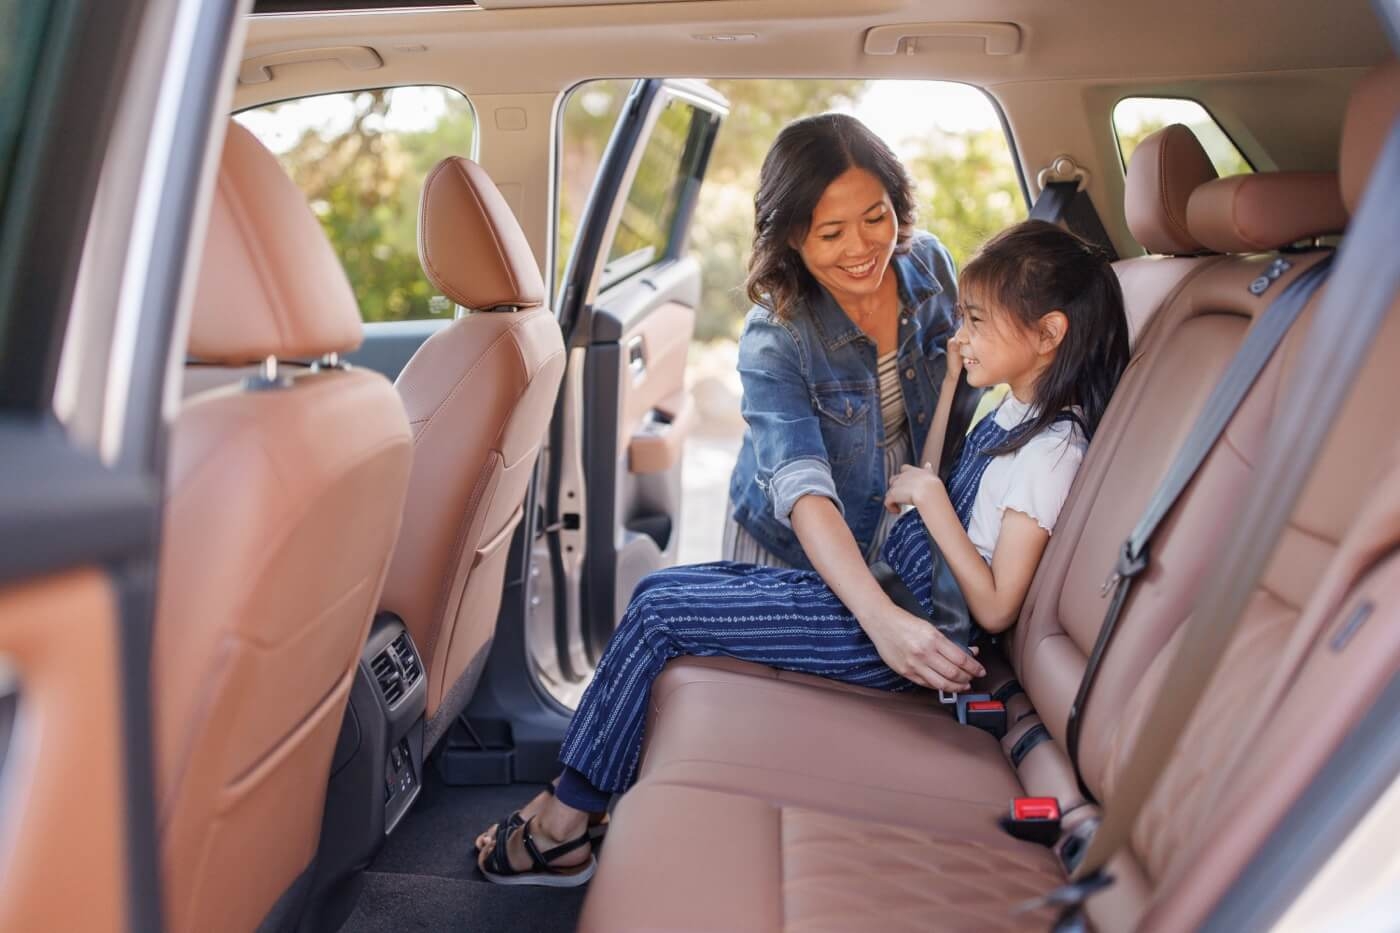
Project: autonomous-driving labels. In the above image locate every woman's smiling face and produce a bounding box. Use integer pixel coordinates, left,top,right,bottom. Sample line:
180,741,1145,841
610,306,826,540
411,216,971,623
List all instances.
795,167,898,307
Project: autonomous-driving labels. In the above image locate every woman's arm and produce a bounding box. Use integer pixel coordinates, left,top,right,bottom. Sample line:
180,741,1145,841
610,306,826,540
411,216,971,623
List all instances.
918,338,964,469
884,468,1049,632
791,495,986,691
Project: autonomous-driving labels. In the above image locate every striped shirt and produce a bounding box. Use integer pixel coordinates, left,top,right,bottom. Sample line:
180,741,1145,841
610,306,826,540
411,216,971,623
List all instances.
724,349,912,566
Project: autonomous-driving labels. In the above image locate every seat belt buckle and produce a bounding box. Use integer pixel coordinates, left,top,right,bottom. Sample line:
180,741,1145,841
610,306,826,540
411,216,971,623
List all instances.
954,693,1007,738
999,796,1062,846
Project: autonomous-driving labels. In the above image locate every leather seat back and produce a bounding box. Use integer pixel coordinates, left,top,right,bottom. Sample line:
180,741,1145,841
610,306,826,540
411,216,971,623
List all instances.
1010,159,1347,806
378,156,566,749
1115,122,1221,342
155,123,413,933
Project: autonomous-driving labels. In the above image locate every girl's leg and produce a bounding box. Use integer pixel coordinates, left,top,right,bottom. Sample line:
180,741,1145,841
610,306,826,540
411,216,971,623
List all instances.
557,561,912,801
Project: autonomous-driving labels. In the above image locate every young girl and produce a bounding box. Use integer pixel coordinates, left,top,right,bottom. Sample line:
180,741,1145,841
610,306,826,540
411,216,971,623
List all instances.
475,219,1130,886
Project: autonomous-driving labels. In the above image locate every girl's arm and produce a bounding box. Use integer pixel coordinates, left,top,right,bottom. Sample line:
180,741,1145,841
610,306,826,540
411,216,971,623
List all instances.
918,338,964,469
884,467,1050,633
791,495,986,690
912,486,1049,632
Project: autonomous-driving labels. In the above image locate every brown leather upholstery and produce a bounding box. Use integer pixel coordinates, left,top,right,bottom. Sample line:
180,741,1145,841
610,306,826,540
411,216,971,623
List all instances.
1124,123,1218,255
417,155,546,310
1186,171,1348,253
379,156,565,750
155,123,413,933
580,63,1399,932
189,124,363,364
1339,58,1400,214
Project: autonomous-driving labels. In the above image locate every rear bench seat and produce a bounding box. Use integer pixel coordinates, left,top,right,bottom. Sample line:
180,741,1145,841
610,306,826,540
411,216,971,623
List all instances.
633,126,1327,820
580,61,1400,932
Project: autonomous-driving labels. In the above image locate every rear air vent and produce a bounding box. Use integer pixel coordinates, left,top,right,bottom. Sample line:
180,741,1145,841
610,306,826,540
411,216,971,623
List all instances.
371,647,405,706
391,633,422,687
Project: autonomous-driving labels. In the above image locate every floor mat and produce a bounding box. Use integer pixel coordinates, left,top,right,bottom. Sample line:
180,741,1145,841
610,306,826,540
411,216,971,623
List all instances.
342,770,587,931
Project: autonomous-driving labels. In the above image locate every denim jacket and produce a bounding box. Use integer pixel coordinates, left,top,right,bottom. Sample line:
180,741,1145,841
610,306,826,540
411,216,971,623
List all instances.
728,232,982,570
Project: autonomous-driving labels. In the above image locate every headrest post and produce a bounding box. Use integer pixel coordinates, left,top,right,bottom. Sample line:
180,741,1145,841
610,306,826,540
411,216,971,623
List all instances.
262,356,278,382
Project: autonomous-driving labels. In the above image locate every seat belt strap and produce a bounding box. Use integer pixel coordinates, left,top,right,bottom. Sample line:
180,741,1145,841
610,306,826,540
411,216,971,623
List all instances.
1064,252,1335,788
1056,117,1400,905
1029,180,1119,260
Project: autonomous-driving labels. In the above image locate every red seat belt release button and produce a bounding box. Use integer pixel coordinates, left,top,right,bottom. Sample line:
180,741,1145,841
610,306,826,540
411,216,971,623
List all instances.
1001,797,1062,846
956,694,1008,738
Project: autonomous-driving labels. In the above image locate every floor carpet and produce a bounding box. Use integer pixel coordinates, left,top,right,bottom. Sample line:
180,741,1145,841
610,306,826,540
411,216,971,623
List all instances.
339,770,588,932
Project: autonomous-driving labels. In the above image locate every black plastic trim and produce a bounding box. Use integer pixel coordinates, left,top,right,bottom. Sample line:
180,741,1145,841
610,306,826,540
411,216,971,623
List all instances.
253,0,473,12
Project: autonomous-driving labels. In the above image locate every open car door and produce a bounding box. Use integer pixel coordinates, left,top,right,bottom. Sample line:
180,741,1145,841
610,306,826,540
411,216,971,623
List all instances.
0,0,243,929
540,79,725,688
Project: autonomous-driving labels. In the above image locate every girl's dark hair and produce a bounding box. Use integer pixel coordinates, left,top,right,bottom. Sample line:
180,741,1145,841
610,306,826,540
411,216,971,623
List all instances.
746,113,916,319
959,219,1130,455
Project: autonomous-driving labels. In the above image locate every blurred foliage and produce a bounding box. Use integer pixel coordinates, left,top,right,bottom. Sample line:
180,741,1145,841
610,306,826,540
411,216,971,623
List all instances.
242,88,476,323
244,80,1032,340
1115,109,1252,178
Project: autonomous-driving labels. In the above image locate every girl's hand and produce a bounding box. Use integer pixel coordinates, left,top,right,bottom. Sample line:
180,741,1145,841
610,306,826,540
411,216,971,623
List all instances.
864,601,985,692
943,336,965,387
884,463,943,514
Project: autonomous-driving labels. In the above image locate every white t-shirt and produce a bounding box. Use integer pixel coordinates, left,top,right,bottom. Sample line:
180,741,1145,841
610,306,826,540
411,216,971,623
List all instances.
965,395,1087,563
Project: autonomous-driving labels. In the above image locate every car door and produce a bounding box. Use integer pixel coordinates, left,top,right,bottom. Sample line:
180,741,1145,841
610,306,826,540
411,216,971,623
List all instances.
541,80,725,680
0,0,242,930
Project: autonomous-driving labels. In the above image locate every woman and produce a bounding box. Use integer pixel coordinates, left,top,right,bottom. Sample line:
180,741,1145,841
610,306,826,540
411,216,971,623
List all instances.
724,112,981,580
473,221,1130,886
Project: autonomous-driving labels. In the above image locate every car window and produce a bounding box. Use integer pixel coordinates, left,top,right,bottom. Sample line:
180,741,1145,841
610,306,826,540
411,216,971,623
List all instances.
558,79,1023,344
598,95,717,290
235,86,476,323
1114,97,1252,176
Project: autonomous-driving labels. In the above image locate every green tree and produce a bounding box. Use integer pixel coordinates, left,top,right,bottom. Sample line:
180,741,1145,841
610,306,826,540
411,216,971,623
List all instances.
905,127,1024,271
247,88,476,324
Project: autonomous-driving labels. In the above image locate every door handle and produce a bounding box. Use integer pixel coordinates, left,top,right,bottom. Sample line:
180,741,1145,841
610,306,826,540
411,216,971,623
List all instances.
627,337,646,378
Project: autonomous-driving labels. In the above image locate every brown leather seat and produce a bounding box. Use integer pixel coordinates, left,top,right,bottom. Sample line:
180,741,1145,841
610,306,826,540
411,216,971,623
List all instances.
579,62,1396,931
154,123,413,933
378,156,566,750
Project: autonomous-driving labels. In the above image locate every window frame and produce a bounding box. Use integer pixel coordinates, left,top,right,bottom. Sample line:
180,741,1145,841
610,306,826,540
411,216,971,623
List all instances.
1110,93,1257,176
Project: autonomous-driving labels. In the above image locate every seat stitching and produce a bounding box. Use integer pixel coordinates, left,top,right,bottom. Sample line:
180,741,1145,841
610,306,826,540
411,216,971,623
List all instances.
452,157,522,305
1159,129,1194,251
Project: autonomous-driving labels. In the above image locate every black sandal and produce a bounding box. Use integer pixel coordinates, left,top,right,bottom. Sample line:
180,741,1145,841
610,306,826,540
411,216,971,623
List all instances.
479,816,596,888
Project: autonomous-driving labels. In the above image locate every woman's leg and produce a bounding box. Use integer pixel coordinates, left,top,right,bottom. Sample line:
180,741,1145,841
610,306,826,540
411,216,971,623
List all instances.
477,561,913,880
557,561,912,801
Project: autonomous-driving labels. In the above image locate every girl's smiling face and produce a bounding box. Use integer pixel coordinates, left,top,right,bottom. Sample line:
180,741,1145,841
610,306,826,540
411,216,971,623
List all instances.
794,167,899,307
954,293,1065,401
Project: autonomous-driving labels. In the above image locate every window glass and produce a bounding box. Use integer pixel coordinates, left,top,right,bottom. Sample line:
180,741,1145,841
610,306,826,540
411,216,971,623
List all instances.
1114,97,1252,177
235,86,476,322
600,97,705,287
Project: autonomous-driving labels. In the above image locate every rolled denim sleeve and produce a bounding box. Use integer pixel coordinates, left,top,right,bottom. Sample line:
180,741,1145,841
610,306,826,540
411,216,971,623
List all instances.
736,314,844,527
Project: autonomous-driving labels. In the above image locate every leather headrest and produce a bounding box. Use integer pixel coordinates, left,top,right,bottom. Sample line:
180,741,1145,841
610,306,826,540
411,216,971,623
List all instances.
1124,124,1219,255
189,123,362,364
418,157,545,311
1186,172,1348,254
1340,59,1400,215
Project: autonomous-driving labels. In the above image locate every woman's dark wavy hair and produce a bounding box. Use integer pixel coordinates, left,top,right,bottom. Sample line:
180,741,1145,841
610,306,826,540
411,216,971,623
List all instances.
959,219,1130,456
745,113,917,319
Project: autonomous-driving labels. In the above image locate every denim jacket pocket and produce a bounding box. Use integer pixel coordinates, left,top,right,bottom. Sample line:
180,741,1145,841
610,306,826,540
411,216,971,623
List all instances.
811,383,872,467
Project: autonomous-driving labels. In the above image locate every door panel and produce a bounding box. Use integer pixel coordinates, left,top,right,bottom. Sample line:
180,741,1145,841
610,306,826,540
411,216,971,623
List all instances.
547,80,725,668
585,262,701,652
0,570,127,933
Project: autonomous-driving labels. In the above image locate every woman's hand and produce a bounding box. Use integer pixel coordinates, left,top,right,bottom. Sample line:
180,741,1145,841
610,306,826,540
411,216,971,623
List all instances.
943,336,965,387
884,463,948,515
863,601,985,692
